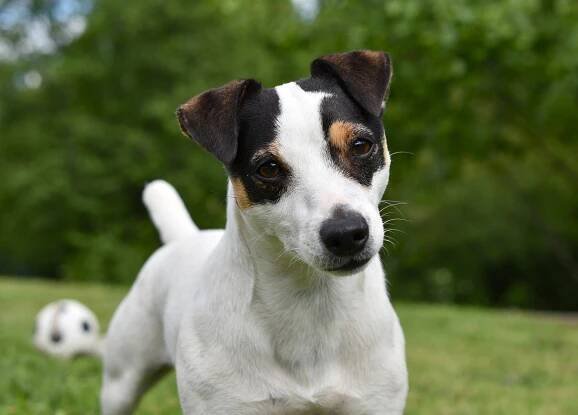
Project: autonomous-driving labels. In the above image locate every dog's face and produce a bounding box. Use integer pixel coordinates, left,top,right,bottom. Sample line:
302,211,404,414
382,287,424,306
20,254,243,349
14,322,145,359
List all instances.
178,51,393,275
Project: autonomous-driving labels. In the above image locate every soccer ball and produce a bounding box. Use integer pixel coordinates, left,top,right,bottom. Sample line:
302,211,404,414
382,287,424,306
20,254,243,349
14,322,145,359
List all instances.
33,299,102,359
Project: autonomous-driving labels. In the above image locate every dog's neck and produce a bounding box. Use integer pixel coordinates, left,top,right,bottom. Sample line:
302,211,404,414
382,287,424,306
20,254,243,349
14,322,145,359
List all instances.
221,184,385,380
215,184,387,384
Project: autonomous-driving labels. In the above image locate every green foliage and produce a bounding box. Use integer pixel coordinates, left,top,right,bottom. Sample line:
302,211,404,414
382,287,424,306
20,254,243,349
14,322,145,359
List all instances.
0,0,577,309
2,277,578,414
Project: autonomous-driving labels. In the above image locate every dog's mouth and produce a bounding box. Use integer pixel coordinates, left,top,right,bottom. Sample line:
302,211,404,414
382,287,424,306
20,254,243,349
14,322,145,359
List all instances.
324,256,372,274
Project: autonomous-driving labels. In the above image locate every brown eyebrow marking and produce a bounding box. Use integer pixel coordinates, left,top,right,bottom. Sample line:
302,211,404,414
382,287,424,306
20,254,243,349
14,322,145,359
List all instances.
231,178,252,209
328,121,359,153
328,120,373,161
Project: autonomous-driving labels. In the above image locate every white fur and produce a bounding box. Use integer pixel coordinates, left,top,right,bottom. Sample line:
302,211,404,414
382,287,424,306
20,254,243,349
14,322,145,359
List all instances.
100,84,407,414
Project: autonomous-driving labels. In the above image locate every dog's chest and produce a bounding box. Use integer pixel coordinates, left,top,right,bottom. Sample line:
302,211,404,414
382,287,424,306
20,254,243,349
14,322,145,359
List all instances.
256,284,379,390
270,315,343,385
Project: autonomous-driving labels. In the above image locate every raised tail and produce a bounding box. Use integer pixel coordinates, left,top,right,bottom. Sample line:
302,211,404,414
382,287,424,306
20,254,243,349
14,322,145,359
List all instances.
142,180,198,244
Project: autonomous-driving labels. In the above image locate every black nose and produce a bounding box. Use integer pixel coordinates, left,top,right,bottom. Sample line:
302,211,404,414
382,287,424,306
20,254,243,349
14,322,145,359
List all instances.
320,208,369,257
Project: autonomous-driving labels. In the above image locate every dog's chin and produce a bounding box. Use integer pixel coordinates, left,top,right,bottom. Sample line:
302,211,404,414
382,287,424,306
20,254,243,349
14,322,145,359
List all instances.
322,255,374,277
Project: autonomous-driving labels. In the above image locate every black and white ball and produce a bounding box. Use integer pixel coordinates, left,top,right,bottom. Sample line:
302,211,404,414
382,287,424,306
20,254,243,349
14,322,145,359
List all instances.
33,299,102,359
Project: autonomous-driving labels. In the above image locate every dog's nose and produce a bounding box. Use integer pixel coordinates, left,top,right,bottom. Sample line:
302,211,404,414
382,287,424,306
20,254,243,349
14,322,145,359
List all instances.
320,208,369,257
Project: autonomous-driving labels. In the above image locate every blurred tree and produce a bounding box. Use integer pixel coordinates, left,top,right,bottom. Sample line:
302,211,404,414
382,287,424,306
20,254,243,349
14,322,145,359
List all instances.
0,0,577,309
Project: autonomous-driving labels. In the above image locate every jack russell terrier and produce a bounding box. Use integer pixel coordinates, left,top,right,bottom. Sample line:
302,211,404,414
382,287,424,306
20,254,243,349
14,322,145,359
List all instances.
100,50,408,414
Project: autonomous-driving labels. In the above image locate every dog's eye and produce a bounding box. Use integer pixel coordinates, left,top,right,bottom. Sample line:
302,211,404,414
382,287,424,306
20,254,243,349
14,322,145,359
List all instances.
351,138,375,157
256,160,281,180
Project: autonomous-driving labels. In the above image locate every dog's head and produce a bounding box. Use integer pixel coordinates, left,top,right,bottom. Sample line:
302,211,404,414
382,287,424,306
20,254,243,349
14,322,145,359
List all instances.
178,50,392,275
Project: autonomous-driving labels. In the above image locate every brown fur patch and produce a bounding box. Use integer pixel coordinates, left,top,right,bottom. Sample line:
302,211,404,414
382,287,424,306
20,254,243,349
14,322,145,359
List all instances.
231,178,252,209
328,121,358,154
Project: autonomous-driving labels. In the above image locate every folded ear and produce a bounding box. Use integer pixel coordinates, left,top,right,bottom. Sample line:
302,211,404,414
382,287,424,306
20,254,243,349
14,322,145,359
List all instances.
177,79,261,166
310,50,392,117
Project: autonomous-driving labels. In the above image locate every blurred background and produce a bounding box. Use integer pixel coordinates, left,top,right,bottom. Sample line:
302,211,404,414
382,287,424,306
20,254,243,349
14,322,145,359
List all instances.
2,1,578,413
1,0,577,311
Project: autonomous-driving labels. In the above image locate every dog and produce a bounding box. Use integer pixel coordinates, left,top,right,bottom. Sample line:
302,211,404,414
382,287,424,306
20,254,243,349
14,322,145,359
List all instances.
100,50,408,414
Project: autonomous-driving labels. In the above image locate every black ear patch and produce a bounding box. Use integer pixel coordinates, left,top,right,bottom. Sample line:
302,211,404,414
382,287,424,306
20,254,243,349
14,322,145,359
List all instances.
310,50,392,117
177,79,262,166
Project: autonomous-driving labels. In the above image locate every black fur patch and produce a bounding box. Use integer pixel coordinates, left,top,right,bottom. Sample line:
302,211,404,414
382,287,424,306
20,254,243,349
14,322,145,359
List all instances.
229,88,289,205
297,77,386,186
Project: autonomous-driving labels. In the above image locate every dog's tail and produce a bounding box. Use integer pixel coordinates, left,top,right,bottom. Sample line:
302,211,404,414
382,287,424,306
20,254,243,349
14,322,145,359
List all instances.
142,180,198,244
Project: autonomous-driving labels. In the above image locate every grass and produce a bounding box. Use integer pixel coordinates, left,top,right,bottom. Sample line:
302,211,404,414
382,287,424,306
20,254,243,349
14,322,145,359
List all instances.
1,277,577,414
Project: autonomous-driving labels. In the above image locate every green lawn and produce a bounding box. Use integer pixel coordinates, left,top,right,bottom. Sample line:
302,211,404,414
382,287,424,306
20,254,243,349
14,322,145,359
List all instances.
1,277,577,414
